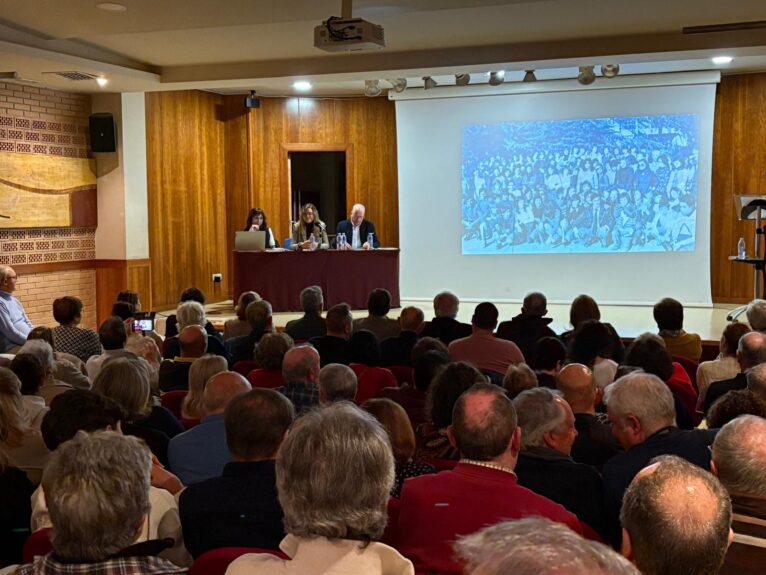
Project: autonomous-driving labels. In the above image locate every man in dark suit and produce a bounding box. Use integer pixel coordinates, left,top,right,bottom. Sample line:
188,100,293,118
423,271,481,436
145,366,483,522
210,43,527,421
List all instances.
333,203,379,249
284,286,326,342
309,303,352,367
496,291,558,365
704,331,766,414
419,291,472,345
178,388,293,557
381,306,424,366
228,300,273,366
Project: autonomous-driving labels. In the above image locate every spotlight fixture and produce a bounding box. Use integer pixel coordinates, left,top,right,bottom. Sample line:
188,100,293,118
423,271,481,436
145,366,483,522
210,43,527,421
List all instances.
293,80,312,92
455,73,471,86
245,90,260,109
577,66,596,85
711,55,734,65
387,78,407,93
488,71,505,86
423,76,438,90
96,77,108,87
601,64,620,78
364,79,382,97
523,70,537,83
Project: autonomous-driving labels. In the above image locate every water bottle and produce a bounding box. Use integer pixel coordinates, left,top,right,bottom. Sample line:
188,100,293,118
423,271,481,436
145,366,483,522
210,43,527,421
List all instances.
310,234,318,252
339,233,346,250
738,237,747,259
367,232,374,249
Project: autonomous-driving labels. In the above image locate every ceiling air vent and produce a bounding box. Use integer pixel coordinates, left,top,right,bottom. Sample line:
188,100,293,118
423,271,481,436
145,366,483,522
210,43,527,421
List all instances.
42,71,100,81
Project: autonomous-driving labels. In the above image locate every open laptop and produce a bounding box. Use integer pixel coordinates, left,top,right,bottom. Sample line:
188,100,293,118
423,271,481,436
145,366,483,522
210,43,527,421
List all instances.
235,230,267,252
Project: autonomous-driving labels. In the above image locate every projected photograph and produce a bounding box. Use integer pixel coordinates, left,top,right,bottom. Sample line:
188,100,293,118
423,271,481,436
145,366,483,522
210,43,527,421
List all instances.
461,114,699,255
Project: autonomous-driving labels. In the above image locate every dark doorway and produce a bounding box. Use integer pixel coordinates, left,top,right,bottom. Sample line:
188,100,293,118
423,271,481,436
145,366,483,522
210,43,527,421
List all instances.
289,151,347,236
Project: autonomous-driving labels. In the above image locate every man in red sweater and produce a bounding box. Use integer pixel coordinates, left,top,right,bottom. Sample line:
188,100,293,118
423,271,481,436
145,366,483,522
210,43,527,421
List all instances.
397,383,584,574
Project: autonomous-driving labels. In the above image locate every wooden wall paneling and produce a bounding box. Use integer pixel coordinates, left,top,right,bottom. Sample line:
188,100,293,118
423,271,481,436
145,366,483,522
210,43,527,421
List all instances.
127,259,152,311
95,260,127,326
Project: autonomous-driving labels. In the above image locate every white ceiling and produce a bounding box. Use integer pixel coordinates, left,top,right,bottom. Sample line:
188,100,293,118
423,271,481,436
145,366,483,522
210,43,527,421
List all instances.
2,0,766,96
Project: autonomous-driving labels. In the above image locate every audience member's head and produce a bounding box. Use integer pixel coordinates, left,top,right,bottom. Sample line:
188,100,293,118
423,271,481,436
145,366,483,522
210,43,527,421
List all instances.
234,291,261,321
521,292,548,317
41,390,125,451
10,353,44,396
456,517,640,575
92,358,150,421
299,286,323,316
514,387,577,455
126,336,161,370
707,389,766,428
325,303,353,339
472,302,499,331
653,297,685,331
737,330,766,370
225,388,294,461
179,287,206,305
184,354,227,419
533,336,567,372
116,290,140,309
110,302,136,321
569,294,601,329
318,363,358,404
411,336,448,366
202,371,251,416
557,363,598,414
282,345,320,384
746,362,766,402
246,299,273,332
720,322,750,357
623,333,674,381
42,431,152,562
363,398,417,465
97,316,127,351
433,291,460,319
178,325,208,358
52,296,83,327
502,363,538,399
27,326,54,347
413,349,450,393
605,372,676,450
176,300,206,330
18,339,55,381
277,402,393,541
568,320,612,367
712,415,766,498
348,329,381,366
399,306,425,333
367,288,392,317
620,455,732,575
254,332,294,370
427,361,486,430
0,368,29,448
746,299,766,332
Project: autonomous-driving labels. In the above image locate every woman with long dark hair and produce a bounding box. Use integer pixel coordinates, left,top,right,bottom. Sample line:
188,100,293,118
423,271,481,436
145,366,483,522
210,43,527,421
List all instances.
244,208,277,248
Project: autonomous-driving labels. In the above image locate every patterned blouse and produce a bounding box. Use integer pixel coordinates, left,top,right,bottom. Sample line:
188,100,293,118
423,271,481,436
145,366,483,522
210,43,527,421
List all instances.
51,325,102,364
393,460,437,498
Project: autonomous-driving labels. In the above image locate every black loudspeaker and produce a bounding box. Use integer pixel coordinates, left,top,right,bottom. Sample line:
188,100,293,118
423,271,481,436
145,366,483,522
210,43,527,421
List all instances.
89,113,116,153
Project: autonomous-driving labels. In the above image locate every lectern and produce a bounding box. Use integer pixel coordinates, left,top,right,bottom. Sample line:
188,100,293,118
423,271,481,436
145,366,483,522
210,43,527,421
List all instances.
728,196,766,321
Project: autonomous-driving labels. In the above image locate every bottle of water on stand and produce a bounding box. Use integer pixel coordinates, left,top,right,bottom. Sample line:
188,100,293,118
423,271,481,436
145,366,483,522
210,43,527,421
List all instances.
738,237,747,259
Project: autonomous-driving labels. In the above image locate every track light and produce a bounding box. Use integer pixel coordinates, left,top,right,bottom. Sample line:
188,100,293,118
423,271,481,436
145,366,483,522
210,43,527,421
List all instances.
600,64,620,78
245,90,260,109
488,71,505,86
387,78,407,93
423,76,438,90
523,70,537,83
455,73,471,86
577,66,596,85
364,79,382,97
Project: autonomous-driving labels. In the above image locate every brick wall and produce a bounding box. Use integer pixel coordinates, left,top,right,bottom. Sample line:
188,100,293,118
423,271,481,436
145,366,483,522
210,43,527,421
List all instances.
14,270,98,329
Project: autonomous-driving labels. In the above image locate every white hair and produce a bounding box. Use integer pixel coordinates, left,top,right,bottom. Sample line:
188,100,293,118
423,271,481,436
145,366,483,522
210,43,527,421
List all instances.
176,300,206,329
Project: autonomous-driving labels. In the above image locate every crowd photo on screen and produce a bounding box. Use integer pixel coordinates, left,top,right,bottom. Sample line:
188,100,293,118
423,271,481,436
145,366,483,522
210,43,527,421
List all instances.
461,114,700,255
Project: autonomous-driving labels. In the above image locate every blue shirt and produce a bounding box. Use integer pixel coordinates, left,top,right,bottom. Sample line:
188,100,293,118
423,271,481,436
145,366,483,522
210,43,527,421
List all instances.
167,413,230,485
0,291,33,352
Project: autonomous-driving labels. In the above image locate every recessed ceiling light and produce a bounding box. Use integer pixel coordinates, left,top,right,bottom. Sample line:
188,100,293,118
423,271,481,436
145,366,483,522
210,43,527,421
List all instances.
711,55,733,65
96,3,127,12
96,77,108,87
293,81,312,92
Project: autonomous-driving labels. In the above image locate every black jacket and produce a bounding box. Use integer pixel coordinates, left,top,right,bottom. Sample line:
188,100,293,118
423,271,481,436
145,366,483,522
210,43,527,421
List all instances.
419,317,472,345
284,313,327,342
705,372,746,414
309,334,351,367
496,314,557,367
381,330,419,367
571,413,622,471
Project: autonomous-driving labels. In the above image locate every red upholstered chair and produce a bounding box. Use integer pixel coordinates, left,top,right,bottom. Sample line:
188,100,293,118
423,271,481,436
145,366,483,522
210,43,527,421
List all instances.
232,360,259,377
23,528,52,563
161,336,176,357
387,365,413,387
420,457,458,471
672,355,699,392
380,497,401,548
180,417,200,429
160,390,187,419
246,368,284,389
190,547,289,575
350,364,398,405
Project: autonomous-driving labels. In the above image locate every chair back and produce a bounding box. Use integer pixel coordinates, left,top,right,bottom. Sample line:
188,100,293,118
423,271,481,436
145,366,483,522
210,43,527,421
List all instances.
672,355,699,392
387,365,413,386
232,360,259,377
161,336,176,356
420,457,458,471
160,390,188,419
380,497,401,548
247,368,284,389
23,528,52,563
350,364,398,404
190,547,288,575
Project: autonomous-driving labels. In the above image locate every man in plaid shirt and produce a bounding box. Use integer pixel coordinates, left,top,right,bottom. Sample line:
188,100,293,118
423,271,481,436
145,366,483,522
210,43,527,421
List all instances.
276,345,320,414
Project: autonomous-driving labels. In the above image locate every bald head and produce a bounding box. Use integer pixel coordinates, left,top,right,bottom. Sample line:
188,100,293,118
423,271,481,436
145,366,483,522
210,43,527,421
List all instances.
451,383,518,463
556,363,597,414
282,345,320,384
202,371,251,415
350,203,366,226
737,330,766,370
399,306,425,332
179,325,208,358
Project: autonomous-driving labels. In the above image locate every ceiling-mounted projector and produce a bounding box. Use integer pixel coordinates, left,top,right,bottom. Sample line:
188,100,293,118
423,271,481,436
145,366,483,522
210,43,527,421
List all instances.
314,17,385,52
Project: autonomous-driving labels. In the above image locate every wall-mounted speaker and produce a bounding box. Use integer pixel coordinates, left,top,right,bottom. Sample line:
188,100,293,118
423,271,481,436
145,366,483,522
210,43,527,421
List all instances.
89,113,116,153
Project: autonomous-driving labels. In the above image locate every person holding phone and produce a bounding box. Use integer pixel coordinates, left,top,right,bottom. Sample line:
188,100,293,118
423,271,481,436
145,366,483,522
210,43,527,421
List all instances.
244,208,278,248
291,203,329,250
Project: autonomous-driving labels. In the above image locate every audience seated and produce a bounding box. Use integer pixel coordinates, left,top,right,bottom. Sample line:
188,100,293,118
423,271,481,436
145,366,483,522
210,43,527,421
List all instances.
705,331,766,413
745,298,766,332
502,363,538,399
380,306,424,367
115,289,164,349
746,362,766,403
707,389,766,428
415,362,485,460
653,297,703,361
532,336,567,389
449,302,524,376
10,354,48,429
17,340,72,405
0,265,34,354
26,326,89,390
276,346,320,413
284,286,326,341
398,383,584,574
165,287,219,339
419,291,472,344
603,372,716,546
225,403,414,575
711,415,766,574
456,517,639,575
159,325,207,392
557,363,621,470
568,319,618,390
362,398,436,498
164,301,226,361
254,332,293,372
318,363,357,404
513,387,607,538
224,291,261,341
697,322,750,411
50,296,102,363
179,389,293,558
348,329,397,403
227,300,274,366
309,303,352,367
85,316,138,380
181,355,227,420
496,291,558,364
620,455,732,575
168,371,250,485
352,288,401,342
0,450,33,566
561,294,625,363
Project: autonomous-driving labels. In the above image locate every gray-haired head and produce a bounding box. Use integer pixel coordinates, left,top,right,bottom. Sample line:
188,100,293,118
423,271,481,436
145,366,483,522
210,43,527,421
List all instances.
455,517,640,575
605,372,676,447
318,363,358,404
300,286,324,315
176,300,206,329
502,363,538,399
246,299,273,332
745,362,766,402
712,414,766,498
276,402,393,541
18,339,55,378
737,330,766,370
92,358,150,421
43,431,151,562
513,387,569,451
746,299,766,332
